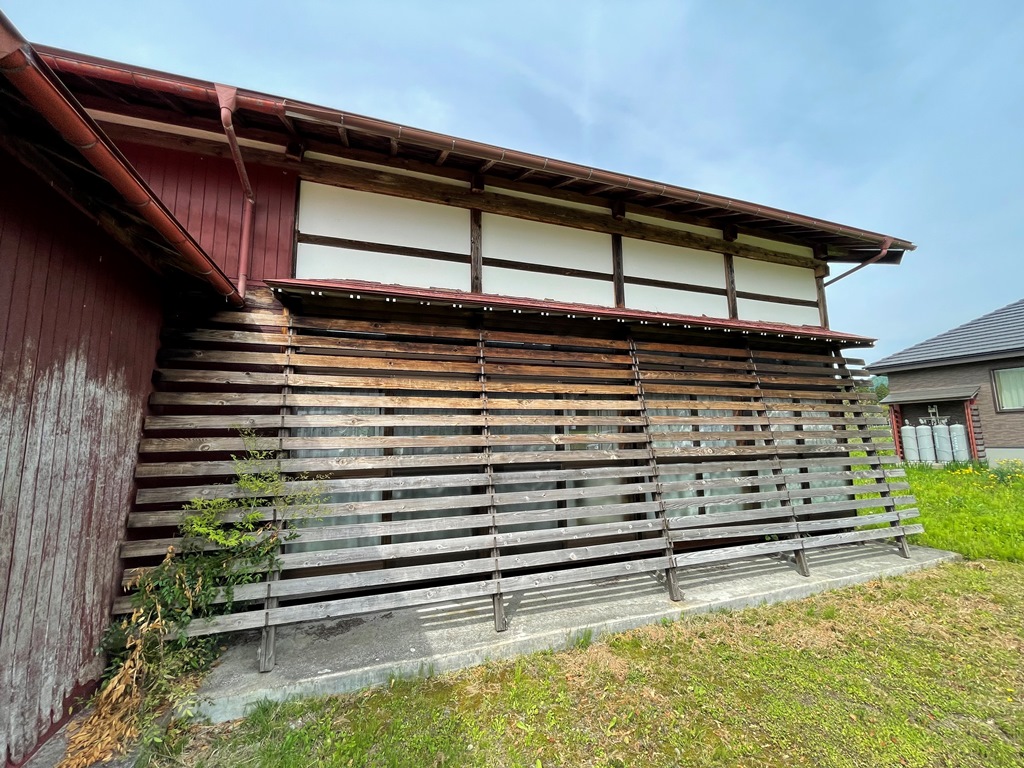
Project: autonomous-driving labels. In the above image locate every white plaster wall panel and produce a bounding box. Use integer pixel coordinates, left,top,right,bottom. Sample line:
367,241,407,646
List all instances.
736,298,821,326
735,233,814,259
481,213,613,271
621,238,725,287
482,266,615,306
296,242,471,291
484,186,609,214
624,284,729,318
298,182,471,253
732,257,818,301
625,212,723,240
304,152,469,187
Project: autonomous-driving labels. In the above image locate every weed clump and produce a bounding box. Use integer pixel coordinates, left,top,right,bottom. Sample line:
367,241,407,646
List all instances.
59,430,323,768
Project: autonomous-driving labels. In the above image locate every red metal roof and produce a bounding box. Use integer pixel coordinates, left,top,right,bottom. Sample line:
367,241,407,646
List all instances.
267,278,875,346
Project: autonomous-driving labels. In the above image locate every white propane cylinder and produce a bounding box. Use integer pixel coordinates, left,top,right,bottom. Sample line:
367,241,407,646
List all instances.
950,424,971,462
933,423,954,463
916,424,937,463
900,425,920,462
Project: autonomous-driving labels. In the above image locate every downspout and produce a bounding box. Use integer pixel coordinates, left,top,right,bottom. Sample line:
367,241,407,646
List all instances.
824,238,893,286
216,84,255,299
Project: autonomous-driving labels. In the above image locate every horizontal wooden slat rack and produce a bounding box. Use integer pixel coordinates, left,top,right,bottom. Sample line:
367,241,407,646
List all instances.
125,295,918,669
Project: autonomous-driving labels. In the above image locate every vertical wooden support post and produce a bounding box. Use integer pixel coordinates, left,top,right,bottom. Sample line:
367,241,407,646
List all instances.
611,234,625,308
724,254,738,320
815,275,830,328
748,347,810,577
479,331,506,630
259,305,291,672
814,261,830,329
629,338,682,601
470,209,483,294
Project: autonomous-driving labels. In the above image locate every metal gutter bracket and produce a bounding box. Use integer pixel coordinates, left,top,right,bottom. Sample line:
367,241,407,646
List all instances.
824,237,894,287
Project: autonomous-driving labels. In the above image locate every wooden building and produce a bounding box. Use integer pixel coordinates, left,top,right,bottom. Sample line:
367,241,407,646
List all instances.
2,16,922,765
871,298,1024,464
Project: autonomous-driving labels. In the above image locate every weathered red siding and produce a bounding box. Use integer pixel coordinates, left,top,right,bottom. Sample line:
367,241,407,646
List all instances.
120,141,298,284
0,150,163,766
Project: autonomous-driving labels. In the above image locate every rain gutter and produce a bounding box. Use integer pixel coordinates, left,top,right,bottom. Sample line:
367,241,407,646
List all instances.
0,15,243,306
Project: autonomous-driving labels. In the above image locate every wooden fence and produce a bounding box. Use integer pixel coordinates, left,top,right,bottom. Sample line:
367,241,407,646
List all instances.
123,294,919,669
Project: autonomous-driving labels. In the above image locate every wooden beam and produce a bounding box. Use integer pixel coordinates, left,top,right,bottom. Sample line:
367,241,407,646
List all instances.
389,137,399,156
435,148,450,166
550,177,578,190
296,233,471,264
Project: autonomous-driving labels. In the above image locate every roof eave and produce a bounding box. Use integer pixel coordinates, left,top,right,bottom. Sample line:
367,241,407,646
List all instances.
267,277,876,347
0,17,243,306
34,44,916,260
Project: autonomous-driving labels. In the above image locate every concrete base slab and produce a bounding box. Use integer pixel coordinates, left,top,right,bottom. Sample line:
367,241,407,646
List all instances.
195,543,958,723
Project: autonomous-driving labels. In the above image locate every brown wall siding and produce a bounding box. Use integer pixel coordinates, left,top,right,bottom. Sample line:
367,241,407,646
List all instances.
887,356,1024,449
120,141,298,284
0,152,163,766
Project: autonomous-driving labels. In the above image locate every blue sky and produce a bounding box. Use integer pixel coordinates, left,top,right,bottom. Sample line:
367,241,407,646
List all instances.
7,1,1023,361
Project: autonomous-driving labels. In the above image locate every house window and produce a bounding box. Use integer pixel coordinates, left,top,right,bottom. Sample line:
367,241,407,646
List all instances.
993,367,1024,411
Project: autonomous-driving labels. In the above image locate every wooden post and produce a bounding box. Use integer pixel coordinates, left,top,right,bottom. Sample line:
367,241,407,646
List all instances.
259,304,291,672
479,332,507,630
470,209,483,293
629,338,682,601
815,274,830,328
724,254,738,320
612,234,625,308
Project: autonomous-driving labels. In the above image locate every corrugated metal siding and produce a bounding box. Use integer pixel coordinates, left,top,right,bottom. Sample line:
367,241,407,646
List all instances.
0,152,163,766
887,356,1024,450
120,141,298,284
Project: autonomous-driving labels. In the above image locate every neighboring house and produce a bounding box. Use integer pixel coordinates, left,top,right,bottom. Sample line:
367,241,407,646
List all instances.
2,14,922,766
869,298,1024,464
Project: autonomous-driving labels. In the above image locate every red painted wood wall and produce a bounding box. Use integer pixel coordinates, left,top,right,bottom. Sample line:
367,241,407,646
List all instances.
0,151,163,766
120,142,298,284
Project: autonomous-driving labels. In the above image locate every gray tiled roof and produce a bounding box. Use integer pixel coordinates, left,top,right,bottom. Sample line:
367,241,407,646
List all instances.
870,298,1024,372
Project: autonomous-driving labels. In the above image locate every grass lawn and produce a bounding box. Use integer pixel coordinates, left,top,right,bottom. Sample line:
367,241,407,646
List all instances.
152,465,1024,768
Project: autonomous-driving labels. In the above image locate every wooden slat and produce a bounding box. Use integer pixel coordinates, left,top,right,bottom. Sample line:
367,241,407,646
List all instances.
120,303,916,648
